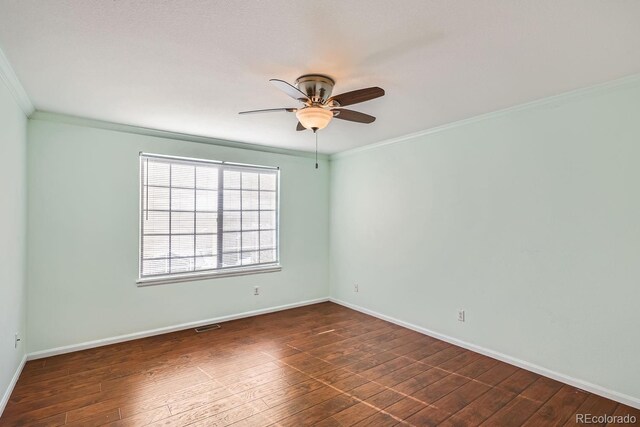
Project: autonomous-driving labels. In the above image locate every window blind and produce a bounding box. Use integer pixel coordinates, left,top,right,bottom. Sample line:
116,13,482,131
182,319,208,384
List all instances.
139,153,279,280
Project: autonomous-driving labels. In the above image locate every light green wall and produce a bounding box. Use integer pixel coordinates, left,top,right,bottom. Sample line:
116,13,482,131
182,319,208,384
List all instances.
0,80,27,405
27,119,330,352
20,74,640,407
330,78,640,402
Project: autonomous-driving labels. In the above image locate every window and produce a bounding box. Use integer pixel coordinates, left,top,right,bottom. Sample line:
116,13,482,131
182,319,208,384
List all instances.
138,153,280,284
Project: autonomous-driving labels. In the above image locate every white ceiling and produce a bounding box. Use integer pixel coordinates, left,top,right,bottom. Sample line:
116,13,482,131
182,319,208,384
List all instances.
0,1,639,154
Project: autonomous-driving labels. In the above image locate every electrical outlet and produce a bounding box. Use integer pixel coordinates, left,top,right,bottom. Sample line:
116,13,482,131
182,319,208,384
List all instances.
254,286,260,296
457,309,465,322
354,283,359,293
14,333,20,349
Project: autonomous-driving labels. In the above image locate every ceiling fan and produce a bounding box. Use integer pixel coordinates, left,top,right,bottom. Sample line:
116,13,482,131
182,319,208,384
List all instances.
239,74,385,132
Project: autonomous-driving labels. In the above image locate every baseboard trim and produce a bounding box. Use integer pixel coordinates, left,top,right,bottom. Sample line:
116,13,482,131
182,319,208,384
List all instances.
0,354,27,417
329,297,640,410
27,297,330,360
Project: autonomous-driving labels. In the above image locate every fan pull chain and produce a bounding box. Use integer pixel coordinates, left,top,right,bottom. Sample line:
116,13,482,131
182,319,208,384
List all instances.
315,131,318,169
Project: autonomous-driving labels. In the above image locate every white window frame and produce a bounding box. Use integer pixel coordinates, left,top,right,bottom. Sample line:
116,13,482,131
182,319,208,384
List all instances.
137,152,281,286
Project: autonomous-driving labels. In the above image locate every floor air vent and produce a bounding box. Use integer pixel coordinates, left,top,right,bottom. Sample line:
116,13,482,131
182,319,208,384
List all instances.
195,324,221,333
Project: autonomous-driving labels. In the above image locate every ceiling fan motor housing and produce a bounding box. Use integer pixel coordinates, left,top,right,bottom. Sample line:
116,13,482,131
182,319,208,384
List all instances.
295,74,335,105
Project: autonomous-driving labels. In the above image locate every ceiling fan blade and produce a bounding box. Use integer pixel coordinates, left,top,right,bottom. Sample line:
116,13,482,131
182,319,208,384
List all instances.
239,108,296,115
296,122,306,131
332,109,376,124
270,79,310,103
328,87,385,107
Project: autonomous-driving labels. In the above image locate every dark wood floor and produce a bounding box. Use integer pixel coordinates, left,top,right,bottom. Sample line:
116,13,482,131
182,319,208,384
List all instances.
1,302,638,426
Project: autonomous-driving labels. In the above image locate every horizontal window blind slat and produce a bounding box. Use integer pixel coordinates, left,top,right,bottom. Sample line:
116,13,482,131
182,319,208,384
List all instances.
140,153,279,280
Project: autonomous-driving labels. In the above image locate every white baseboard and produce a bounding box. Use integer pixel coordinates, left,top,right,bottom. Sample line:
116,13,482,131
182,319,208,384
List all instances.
27,297,329,360
0,354,27,417
329,297,640,410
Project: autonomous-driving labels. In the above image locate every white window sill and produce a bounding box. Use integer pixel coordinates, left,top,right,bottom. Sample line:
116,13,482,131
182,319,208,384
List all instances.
137,264,282,287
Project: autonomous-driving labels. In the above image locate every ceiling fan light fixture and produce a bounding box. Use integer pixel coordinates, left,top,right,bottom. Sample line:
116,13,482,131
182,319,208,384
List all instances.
296,107,332,131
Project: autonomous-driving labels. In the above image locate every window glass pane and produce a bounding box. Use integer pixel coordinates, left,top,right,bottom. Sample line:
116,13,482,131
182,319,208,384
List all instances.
242,211,259,231
171,164,195,188
242,231,259,251
223,232,241,252
260,230,276,249
196,235,216,256
143,235,169,258
259,211,276,230
260,249,276,263
222,252,241,267
196,166,218,190
147,186,169,210
171,188,194,211
196,256,217,271
171,258,193,273
146,161,170,186
241,251,260,266
242,172,259,190
223,211,241,231
196,189,217,211
143,211,169,234
171,235,194,257
223,170,241,189
196,212,217,234
259,173,276,191
141,154,278,280
171,211,194,234
242,190,259,210
260,191,276,210
143,259,169,276
223,190,241,210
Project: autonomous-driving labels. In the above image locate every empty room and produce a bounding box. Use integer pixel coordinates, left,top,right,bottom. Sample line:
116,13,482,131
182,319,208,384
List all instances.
1,1,639,426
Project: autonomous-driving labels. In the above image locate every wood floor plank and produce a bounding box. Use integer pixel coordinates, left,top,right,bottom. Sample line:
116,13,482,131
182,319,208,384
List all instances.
384,396,429,421
278,394,358,426
363,387,405,412
454,356,499,379
389,366,450,396
374,361,433,388
65,408,121,426
446,386,517,426
605,404,640,426
241,385,342,425
183,399,268,427
480,395,545,426
12,412,67,427
352,410,400,427
432,379,491,415
260,379,328,408
329,401,378,425
496,367,541,394
474,361,520,386
356,356,412,381
519,376,564,403
412,373,470,404
1,302,633,427
563,393,619,426
109,406,172,426
406,404,454,426
522,385,590,426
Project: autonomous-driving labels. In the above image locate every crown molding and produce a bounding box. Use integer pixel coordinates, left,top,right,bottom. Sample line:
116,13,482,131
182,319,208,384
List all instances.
332,72,640,160
30,111,330,160
0,46,34,116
